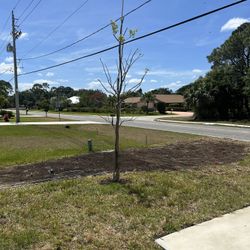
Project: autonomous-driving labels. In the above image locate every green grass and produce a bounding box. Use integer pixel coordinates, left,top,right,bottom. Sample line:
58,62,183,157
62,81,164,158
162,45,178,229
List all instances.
0,117,69,123
0,125,199,168
1,156,250,249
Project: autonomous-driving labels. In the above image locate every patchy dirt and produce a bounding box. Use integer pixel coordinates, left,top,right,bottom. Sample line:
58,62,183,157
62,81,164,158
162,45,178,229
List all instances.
0,139,248,187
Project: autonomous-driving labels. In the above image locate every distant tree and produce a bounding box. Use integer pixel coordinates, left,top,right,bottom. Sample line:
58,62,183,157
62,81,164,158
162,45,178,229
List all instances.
150,87,172,95
207,22,250,118
0,95,9,110
176,84,193,95
79,89,107,108
51,86,75,98
123,88,143,98
141,92,155,114
0,80,12,97
186,23,250,120
30,83,50,108
0,80,12,109
40,99,50,117
19,90,35,108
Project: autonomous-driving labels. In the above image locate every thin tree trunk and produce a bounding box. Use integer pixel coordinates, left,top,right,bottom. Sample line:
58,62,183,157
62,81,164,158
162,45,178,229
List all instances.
113,102,120,182
113,0,124,182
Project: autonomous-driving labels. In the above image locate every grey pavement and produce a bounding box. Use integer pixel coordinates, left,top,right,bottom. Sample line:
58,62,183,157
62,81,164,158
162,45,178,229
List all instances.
2,111,250,142
156,206,250,250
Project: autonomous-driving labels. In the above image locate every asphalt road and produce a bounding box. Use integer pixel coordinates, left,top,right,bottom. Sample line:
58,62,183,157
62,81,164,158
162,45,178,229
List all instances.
23,111,250,142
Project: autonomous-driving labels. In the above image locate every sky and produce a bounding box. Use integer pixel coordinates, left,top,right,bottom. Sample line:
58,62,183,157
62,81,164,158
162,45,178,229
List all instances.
0,0,249,93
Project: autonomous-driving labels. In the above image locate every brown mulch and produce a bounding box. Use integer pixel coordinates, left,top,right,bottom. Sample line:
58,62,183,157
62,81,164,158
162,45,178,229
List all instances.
0,139,248,187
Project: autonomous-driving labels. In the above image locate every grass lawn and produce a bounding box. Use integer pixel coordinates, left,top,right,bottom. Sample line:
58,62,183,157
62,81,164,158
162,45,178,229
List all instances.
0,155,250,249
0,117,69,123
0,125,199,168
0,125,249,249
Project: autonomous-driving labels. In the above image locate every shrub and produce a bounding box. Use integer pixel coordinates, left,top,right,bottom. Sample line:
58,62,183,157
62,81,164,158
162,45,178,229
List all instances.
156,102,166,114
0,110,14,118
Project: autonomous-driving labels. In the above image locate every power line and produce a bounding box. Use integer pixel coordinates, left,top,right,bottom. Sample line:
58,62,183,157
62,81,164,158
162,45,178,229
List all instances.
21,0,152,61
0,35,12,55
13,0,22,10
18,0,36,20
22,0,90,58
0,0,23,54
0,69,13,77
19,0,246,77
19,0,43,26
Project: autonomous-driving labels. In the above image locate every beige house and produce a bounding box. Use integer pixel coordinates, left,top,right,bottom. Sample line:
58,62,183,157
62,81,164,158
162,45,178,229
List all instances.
124,94,184,108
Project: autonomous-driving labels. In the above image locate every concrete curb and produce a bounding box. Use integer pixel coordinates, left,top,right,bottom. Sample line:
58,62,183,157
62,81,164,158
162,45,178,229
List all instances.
155,118,250,129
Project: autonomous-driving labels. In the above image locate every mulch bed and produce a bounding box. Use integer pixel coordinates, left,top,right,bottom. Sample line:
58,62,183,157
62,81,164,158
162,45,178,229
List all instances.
0,139,248,187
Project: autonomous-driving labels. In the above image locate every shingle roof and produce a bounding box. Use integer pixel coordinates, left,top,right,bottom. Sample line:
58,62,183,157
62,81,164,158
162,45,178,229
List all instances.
124,97,141,104
155,94,184,104
124,95,184,104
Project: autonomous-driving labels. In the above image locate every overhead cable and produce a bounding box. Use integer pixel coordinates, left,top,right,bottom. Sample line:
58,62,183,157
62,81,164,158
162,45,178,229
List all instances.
22,0,90,57
19,0,246,76
21,0,152,60
19,0,43,26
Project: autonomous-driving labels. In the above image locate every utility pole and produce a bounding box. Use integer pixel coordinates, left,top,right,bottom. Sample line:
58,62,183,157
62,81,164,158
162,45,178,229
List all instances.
11,10,21,123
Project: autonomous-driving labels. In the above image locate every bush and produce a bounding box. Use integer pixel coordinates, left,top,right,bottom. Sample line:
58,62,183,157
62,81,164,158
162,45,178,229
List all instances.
0,110,14,118
156,102,166,114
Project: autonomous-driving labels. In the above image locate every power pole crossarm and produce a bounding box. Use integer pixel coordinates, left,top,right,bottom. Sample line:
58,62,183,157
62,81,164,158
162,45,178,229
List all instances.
11,10,21,123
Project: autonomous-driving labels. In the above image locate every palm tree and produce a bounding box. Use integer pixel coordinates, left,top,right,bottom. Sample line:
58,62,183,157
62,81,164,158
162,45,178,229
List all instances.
141,92,155,114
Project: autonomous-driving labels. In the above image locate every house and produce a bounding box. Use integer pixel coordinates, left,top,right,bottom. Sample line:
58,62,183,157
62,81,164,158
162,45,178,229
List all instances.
68,96,80,105
124,94,184,109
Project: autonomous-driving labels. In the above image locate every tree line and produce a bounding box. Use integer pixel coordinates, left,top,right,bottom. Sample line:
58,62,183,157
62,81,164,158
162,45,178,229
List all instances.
0,80,174,114
178,23,250,120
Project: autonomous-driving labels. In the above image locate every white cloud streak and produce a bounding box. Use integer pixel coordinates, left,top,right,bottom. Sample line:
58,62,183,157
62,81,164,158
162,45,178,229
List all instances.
221,17,250,32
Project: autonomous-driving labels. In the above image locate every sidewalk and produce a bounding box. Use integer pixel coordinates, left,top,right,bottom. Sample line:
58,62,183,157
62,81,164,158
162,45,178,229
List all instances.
156,206,250,250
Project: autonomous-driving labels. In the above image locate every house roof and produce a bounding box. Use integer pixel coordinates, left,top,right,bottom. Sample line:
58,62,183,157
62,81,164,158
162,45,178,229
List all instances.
124,97,141,104
124,95,184,104
155,94,184,104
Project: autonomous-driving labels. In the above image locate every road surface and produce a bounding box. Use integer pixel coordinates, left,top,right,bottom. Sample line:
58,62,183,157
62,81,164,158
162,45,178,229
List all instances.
9,111,250,142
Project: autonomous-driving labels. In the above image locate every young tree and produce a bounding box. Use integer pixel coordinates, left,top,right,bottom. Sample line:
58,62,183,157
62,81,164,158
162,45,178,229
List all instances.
98,0,148,182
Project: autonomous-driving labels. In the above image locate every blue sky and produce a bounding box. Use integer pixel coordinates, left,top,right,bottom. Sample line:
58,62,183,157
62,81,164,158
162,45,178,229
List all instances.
0,0,249,93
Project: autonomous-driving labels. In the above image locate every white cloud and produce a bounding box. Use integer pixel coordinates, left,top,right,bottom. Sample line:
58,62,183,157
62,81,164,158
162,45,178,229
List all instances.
128,78,145,84
19,83,34,91
19,32,29,40
221,17,250,32
33,79,60,86
37,73,43,77
5,57,13,63
19,78,68,91
0,32,10,41
161,81,183,89
46,72,54,77
192,69,203,74
56,79,69,83
150,79,157,83
0,62,13,74
86,80,102,89
137,68,207,78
